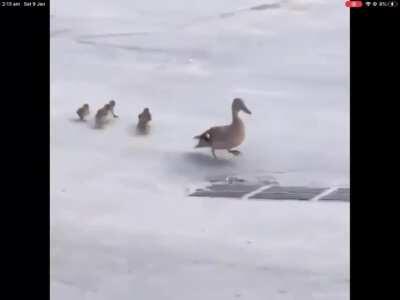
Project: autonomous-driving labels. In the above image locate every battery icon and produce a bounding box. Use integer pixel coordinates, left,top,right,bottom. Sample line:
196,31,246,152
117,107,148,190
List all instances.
345,1,364,7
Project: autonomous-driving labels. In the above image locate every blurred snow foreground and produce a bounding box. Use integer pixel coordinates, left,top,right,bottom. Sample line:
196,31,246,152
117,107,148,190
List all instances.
51,1,349,299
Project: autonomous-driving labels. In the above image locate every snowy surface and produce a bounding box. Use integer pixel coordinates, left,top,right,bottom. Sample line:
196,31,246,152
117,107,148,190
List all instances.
51,1,349,299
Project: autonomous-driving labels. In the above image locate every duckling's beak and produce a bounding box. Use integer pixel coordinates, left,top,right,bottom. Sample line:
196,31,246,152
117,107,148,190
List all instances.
242,105,252,115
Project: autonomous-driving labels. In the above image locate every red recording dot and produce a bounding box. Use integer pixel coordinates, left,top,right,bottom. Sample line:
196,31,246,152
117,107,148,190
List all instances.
345,1,364,7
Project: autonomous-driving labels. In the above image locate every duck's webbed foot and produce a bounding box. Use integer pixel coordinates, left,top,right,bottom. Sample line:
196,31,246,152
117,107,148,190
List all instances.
211,148,218,159
228,149,241,156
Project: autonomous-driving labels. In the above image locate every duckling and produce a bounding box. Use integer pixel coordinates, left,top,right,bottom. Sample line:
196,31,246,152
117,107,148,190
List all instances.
76,103,89,121
136,108,152,134
108,100,119,118
95,104,111,128
194,98,251,158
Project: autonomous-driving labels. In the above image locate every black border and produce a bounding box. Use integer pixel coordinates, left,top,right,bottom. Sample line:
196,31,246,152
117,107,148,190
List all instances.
351,3,399,299
0,1,49,299
0,1,399,299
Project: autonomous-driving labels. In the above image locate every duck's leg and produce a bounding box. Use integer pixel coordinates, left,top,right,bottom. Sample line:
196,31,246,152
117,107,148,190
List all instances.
211,148,218,159
228,149,241,156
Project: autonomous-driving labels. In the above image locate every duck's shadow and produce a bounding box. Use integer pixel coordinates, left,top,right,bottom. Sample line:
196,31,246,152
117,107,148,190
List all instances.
164,151,238,182
69,117,116,130
68,117,86,123
182,152,235,168
69,117,100,129
127,124,151,137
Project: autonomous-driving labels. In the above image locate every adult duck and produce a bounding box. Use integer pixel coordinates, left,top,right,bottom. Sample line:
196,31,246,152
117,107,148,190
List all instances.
194,98,251,158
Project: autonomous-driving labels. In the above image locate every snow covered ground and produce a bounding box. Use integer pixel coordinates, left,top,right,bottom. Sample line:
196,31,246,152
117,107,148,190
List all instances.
51,1,349,299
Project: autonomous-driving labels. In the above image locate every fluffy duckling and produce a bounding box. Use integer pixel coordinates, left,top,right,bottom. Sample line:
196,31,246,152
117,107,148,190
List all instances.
95,104,111,128
76,103,89,121
136,108,152,134
108,100,118,118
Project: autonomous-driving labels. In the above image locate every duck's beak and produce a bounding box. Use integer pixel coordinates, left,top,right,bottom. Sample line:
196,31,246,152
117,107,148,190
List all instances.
242,104,252,115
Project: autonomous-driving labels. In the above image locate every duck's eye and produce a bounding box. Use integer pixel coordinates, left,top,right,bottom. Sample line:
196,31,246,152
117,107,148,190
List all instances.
205,133,210,140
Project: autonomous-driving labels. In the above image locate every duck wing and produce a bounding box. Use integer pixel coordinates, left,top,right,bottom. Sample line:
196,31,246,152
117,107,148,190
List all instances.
194,128,213,148
194,129,210,140
194,125,232,148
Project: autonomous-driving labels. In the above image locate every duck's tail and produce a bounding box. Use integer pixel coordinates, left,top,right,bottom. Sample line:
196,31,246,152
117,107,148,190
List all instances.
194,130,211,148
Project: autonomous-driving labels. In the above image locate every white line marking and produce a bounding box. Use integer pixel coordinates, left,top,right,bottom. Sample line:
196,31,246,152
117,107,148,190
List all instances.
310,187,338,202
242,184,276,200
